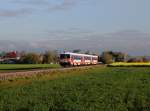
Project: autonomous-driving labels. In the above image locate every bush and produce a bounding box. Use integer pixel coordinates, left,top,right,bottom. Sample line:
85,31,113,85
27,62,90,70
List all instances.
20,53,41,64
42,51,58,64
100,51,113,64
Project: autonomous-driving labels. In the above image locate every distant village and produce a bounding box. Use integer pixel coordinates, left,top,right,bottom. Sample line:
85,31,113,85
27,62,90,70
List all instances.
0,51,58,64
0,51,20,64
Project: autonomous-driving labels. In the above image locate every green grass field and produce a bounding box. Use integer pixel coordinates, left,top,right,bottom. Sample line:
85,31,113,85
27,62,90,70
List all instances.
0,67,150,111
0,64,61,71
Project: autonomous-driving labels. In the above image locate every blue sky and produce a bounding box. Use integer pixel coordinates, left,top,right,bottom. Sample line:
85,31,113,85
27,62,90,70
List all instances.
0,0,150,55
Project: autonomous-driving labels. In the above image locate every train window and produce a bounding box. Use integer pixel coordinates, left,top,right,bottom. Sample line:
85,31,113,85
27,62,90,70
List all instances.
92,57,98,60
77,56,82,60
73,56,82,60
60,54,70,59
84,56,91,60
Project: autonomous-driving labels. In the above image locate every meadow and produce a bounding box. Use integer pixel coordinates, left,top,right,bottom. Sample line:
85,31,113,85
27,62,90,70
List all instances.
0,64,61,71
109,62,150,67
0,67,150,111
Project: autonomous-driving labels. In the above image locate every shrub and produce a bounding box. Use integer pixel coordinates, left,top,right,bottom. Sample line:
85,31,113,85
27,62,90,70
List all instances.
20,53,41,64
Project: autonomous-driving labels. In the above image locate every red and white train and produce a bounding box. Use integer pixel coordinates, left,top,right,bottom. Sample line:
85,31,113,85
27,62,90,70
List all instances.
59,52,98,66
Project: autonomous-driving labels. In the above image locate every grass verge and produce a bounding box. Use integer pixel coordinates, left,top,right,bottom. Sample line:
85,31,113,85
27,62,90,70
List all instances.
0,64,61,72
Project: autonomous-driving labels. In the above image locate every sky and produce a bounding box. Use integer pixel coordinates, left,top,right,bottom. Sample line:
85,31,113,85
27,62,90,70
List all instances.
0,0,150,55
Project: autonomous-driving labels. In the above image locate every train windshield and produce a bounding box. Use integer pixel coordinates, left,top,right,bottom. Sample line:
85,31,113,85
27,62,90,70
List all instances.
60,54,70,59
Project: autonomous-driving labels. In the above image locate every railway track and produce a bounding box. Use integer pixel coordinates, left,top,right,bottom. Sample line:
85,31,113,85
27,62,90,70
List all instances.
0,65,105,81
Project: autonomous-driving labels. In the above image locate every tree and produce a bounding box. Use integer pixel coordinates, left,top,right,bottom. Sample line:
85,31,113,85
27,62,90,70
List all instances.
73,49,81,53
42,51,58,64
20,52,41,64
85,50,90,54
127,57,143,62
143,56,150,62
112,52,128,62
100,51,113,64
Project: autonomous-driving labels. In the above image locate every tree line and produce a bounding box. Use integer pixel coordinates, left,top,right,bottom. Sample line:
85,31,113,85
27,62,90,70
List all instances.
19,51,59,64
0,50,149,64
100,51,150,64
0,51,59,64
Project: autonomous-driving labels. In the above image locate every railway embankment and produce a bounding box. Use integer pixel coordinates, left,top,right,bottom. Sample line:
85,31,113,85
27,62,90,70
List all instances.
0,65,105,81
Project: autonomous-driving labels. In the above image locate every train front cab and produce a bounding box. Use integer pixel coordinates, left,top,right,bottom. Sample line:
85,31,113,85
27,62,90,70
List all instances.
59,54,71,67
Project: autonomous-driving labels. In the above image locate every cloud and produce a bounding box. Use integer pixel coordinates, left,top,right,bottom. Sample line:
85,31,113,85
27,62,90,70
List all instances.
47,0,97,11
12,0,91,11
48,0,77,11
12,0,79,11
0,0,94,17
12,0,49,5
0,8,33,17
1,29,149,55
31,30,150,55
42,28,95,41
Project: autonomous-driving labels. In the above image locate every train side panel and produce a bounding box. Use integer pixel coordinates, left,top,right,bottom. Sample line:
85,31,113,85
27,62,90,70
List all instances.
59,52,98,66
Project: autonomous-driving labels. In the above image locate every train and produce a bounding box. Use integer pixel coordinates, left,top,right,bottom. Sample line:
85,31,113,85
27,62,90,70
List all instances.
59,52,98,66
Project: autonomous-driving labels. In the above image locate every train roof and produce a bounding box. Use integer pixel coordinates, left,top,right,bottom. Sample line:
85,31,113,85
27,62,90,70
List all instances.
60,52,98,57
